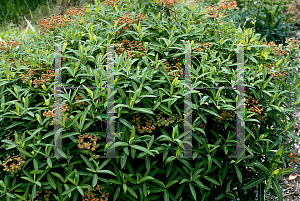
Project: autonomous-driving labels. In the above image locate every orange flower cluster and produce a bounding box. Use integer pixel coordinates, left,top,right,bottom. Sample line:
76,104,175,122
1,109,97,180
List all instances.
66,7,86,16
165,57,183,79
288,152,298,163
114,12,146,35
8,57,25,67
132,114,156,134
4,130,20,141
213,110,235,122
103,0,121,6
177,112,206,135
285,36,300,50
2,130,21,149
42,102,69,125
204,0,238,24
82,185,109,201
246,96,264,115
209,96,264,123
252,125,260,132
192,43,213,53
20,66,55,88
155,58,184,80
0,39,19,53
37,15,72,34
115,39,146,59
156,0,180,9
38,7,86,34
155,112,177,127
219,0,238,10
74,92,90,108
262,62,288,78
76,133,100,153
2,154,26,175
256,41,288,56
74,92,100,109
27,189,53,201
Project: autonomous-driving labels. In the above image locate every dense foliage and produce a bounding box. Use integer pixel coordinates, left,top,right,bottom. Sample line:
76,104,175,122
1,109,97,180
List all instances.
0,0,300,200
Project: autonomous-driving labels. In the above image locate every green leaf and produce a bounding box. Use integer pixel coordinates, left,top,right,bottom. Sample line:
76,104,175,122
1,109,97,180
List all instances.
158,103,172,115
31,184,36,201
263,76,272,90
80,154,95,172
271,177,283,201
120,151,127,169
178,158,192,171
21,176,35,184
98,158,111,171
263,51,268,60
234,164,243,184
265,176,272,192
119,118,133,129
113,186,121,201
226,180,232,193
131,108,154,115
66,112,81,129
13,193,25,200
203,176,220,186
270,146,285,173
164,189,170,201
251,162,270,176
276,59,282,66
271,169,279,176
62,186,76,196
165,156,176,164
179,178,189,185
97,170,116,176
115,142,129,147
123,183,127,193
30,170,44,174
127,186,138,199
107,179,122,185
242,175,265,190
92,174,98,188
165,180,179,188
130,145,155,156
77,186,84,197
200,108,222,118
137,176,155,184
245,53,258,63
123,173,137,184
33,158,38,170
275,168,295,178
6,193,16,198
17,147,33,157
47,173,57,190
129,126,135,145
207,154,212,172
189,183,197,201
50,172,65,183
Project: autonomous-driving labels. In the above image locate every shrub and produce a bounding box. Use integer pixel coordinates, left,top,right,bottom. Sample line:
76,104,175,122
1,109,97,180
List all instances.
0,0,300,200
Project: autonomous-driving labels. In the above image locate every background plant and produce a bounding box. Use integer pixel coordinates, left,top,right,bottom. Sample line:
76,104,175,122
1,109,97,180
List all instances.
226,0,295,46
